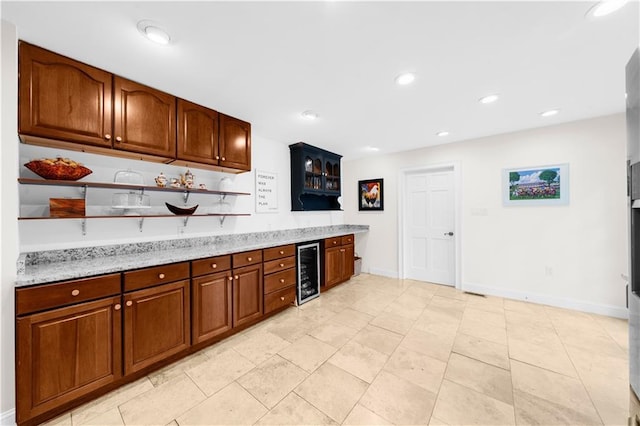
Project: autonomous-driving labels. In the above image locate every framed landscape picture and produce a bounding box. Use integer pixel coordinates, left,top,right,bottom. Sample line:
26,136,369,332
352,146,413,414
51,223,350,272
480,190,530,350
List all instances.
503,163,569,206
359,178,384,211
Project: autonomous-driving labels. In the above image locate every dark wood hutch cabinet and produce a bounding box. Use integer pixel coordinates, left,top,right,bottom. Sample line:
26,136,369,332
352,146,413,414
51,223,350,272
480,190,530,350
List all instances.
289,142,342,211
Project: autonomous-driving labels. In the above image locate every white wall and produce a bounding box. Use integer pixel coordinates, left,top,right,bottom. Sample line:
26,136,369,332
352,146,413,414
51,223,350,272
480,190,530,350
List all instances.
344,114,629,318
1,19,19,423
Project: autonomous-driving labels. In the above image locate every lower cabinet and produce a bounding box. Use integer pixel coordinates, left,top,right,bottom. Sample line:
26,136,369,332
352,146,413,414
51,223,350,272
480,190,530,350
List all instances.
191,255,233,344
323,234,355,288
16,296,122,424
233,263,264,327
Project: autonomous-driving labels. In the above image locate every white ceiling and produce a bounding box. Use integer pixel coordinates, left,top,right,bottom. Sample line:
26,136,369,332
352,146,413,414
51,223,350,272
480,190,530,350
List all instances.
2,1,639,160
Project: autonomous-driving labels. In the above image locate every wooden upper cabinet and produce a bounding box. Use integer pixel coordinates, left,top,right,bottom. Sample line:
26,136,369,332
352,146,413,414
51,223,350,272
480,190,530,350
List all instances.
219,114,251,171
18,41,113,148
177,99,219,165
113,76,176,159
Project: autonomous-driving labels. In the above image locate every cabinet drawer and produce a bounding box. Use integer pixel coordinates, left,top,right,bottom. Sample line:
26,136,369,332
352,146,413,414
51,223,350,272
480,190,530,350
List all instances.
264,286,296,314
263,256,295,275
324,237,341,248
124,262,189,292
341,234,354,245
232,250,262,268
264,269,296,294
192,255,231,277
263,244,295,261
16,273,121,315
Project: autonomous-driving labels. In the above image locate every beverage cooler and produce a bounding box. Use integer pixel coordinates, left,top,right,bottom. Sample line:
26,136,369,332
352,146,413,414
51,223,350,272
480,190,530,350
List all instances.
297,242,320,304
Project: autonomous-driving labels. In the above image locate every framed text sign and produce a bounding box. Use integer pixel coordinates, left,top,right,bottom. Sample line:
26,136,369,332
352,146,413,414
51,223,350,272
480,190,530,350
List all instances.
256,170,278,212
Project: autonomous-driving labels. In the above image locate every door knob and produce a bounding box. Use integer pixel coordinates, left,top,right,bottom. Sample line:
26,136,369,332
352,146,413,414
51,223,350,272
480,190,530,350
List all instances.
444,232,454,236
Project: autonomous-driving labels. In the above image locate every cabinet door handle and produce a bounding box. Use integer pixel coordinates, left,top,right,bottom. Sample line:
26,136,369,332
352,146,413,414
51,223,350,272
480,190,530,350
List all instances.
221,157,226,161
280,296,285,301
126,301,133,307
279,250,284,255
71,289,80,296
104,134,111,140
115,136,122,142
114,304,121,310
228,276,233,281
333,241,337,245
340,249,345,252
211,263,217,269
216,155,220,160
279,263,285,267
235,275,239,280
280,278,285,283
158,273,165,279
247,257,252,262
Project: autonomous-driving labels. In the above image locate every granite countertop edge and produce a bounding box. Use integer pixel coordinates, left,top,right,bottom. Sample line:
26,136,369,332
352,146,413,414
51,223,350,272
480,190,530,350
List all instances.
16,225,369,287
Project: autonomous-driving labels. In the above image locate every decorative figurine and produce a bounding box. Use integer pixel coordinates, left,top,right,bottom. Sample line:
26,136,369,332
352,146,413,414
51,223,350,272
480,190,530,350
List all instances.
170,178,181,188
198,183,207,190
155,172,167,187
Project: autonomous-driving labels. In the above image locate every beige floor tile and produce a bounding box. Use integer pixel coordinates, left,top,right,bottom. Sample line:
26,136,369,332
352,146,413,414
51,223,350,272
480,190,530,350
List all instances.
513,389,603,426
435,285,468,301
298,305,338,323
463,307,506,328
255,393,337,425
452,332,509,370
76,407,123,426
231,330,291,365
277,334,337,372
394,291,432,309
429,295,467,312
592,314,628,350
147,352,209,387
370,311,415,335
458,318,507,346
185,348,255,396
505,309,554,331
327,340,388,383
294,363,368,423
384,346,447,393
166,421,178,426
402,283,438,301
557,327,628,360
510,360,602,424
176,382,267,425
352,324,403,355
236,355,308,409
343,404,392,425
263,315,321,343
400,327,455,362
119,375,206,425
413,308,461,336
383,300,425,320
307,322,359,348
432,379,515,426
465,294,505,314
71,378,153,425
503,298,548,315
359,370,436,425
351,297,392,316
508,337,577,378
330,308,374,330
428,416,450,425
444,353,513,405
506,321,561,347
41,413,72,426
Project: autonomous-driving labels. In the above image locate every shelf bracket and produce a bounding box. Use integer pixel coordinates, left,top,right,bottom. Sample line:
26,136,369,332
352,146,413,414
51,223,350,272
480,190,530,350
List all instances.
219,215,226,227
220,194,227,202
183,191,190,204
80,185,88,200
183,216,190,227
138,218,144,232
81,219,87,236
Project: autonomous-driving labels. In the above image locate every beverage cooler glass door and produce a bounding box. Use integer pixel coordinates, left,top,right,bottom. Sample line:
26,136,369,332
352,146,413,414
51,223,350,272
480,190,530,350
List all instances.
297,242,320,304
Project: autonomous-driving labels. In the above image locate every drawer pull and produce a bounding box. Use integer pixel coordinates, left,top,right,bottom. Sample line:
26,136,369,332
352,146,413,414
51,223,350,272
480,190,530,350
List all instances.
114,304,121,310
340,249,345,252
228,276,233,281
126,301,133,307
211,263,217,269
104,134,111,140
280,296,285,301
333,241,337,245
221,157,226,161
279,250,284,255
115,136,122,142
235,275,239,280
279,263,285,267
158,273,165,279
71,289,80,296
247,257,252,262
280,278,285,283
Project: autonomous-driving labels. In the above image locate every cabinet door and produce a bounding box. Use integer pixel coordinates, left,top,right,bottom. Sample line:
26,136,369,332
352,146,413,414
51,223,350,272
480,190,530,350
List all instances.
113,76,176,158
324,246,344,288
18,42,113,148
16,296,122,424
177,99,220,165
233,264,263,327
342,244,355,281
123,280,190,375
219,114,251,171
324,157,341,193
192,272,233,344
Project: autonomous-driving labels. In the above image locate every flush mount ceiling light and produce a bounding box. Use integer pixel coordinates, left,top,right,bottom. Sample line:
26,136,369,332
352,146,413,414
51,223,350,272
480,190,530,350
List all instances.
301,110,319,120
363,146,380,152
586,0,629,18
479,94,499,104
137,20,171,45
540,109,560,117
395,72,416,86
436,131,450,137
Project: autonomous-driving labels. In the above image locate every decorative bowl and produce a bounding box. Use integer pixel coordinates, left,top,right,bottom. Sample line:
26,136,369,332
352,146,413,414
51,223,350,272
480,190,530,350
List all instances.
165,203,198,215
25,157,92,181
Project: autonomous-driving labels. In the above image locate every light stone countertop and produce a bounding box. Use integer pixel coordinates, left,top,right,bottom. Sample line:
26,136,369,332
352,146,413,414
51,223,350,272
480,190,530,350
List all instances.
16,225,369,287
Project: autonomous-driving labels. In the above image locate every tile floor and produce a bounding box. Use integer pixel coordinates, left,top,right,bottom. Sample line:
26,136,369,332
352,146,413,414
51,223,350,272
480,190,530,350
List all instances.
44,274,629,426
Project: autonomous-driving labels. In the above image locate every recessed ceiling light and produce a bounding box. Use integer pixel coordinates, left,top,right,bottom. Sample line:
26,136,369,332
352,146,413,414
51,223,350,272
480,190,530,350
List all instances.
479,94,499,104
436,131,450,137
395,72,416,86
586,0,628,18
540,109,560,117
137,20,171,45
363,146,380,152
301,110,319,120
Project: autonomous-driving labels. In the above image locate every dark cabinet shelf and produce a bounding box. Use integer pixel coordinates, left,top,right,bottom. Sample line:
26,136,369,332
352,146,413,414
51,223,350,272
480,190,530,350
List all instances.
290,142,342,211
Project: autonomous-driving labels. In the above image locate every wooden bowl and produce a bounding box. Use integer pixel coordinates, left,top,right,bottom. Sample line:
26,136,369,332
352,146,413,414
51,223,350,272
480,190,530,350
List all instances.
165,203,198,215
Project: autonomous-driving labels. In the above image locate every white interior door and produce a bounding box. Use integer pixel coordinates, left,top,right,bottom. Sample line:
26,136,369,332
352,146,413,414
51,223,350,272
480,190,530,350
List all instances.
404,169,455,285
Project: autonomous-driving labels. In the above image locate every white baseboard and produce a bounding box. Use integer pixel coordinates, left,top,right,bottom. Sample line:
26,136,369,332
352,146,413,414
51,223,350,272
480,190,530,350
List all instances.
0,408,15,426
368,267,398,279
463,281,628,319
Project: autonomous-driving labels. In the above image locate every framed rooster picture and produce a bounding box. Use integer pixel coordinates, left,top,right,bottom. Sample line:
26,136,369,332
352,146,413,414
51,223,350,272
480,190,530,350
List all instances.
359,178,384,211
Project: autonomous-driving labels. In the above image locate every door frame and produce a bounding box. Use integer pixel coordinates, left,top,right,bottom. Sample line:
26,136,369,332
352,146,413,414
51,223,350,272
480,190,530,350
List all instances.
398,162,462,289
